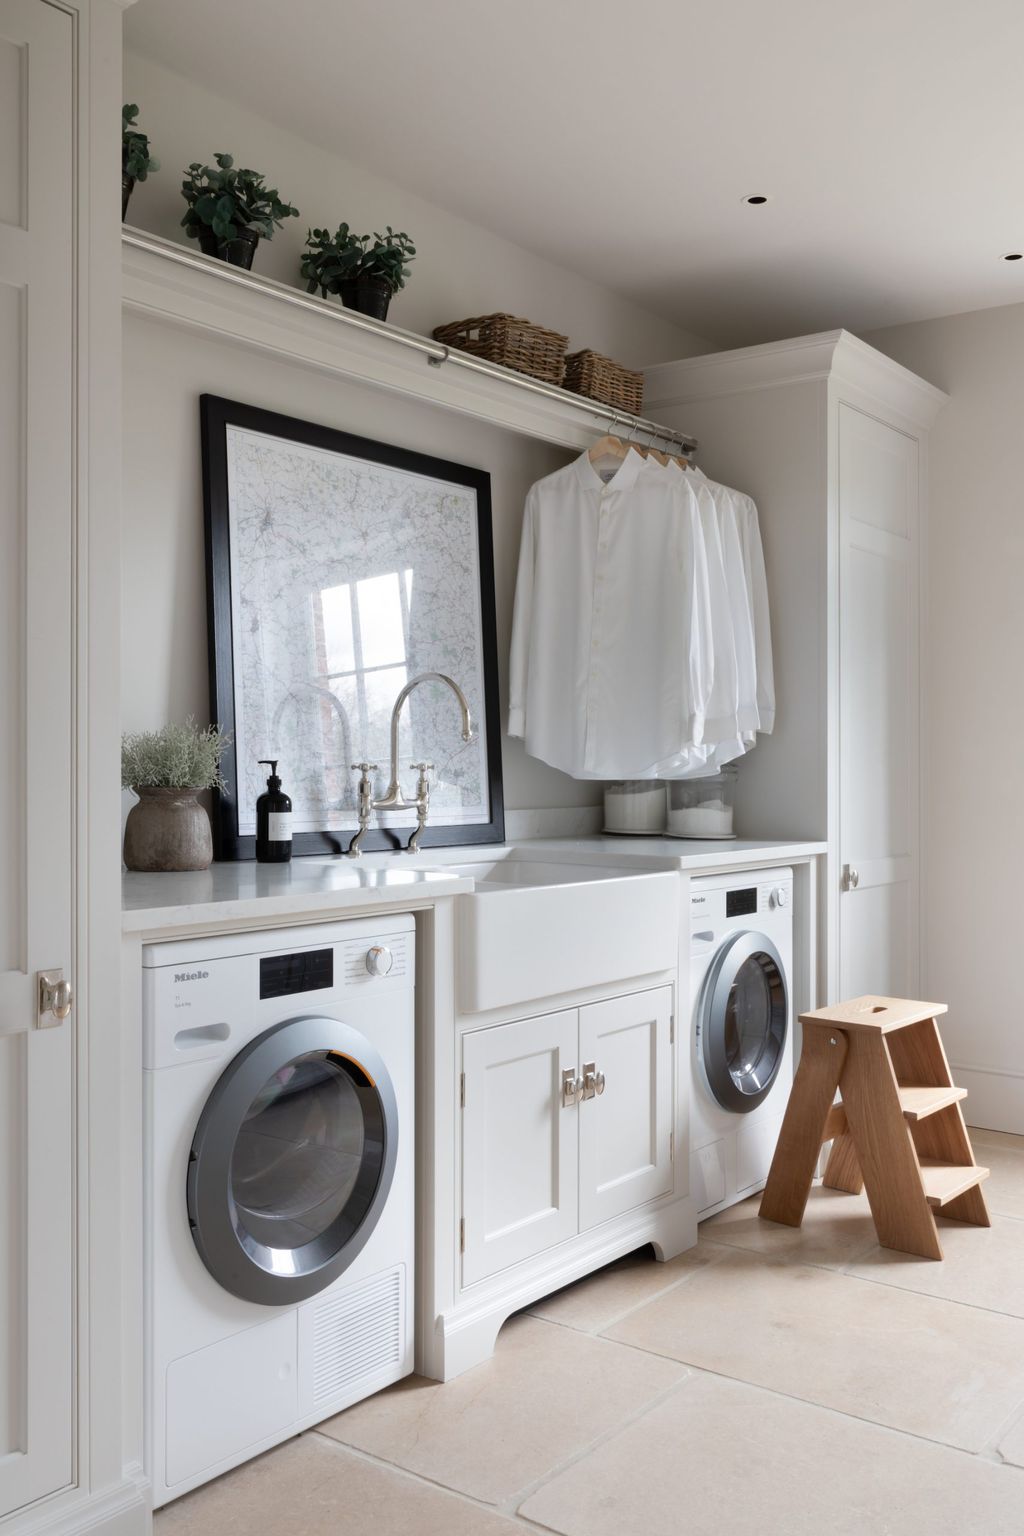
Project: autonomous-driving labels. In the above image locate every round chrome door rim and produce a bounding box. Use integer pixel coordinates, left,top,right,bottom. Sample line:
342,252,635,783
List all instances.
697,930,788,1115
187,1014,400,1306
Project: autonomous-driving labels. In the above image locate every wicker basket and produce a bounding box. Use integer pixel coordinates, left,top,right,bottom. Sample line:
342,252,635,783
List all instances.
563,349,644,415
432,313,568,385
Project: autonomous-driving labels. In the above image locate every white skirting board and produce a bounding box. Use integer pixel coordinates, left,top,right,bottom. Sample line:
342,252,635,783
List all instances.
957,1064,1024,1137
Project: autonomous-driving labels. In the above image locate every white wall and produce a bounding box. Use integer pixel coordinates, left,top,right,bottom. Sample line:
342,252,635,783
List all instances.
123,50,713,369
124,311,594,819
121,50,716,829
866,301,1024,1131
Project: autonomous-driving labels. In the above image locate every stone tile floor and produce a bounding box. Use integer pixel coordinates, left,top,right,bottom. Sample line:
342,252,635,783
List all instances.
157,1126,1024,1535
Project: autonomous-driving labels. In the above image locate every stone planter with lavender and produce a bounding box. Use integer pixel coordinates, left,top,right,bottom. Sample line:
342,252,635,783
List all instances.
122,719,230,872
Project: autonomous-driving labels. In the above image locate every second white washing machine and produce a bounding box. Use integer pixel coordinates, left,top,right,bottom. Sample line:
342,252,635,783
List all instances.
689,868,794,1218
144,915,415,1507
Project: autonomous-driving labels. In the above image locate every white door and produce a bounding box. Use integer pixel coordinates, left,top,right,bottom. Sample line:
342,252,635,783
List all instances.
461,1011,579,1286
579,988,673,1230
838,403,919,1000
0,0,76,1517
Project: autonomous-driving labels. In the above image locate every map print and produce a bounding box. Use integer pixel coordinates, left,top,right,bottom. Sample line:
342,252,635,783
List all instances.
225,425,489,835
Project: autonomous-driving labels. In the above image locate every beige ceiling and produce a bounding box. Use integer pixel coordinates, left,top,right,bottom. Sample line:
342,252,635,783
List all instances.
126,0,1024,346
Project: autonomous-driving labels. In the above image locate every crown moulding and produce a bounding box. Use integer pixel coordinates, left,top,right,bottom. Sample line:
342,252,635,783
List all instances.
644,329,949,431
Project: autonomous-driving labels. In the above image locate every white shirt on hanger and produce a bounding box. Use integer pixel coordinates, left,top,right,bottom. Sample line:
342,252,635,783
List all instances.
508,448,713,779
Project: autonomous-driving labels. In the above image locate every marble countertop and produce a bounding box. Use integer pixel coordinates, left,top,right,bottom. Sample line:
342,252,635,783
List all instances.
121,858,475,935
517,835,827,871
122,834,826,937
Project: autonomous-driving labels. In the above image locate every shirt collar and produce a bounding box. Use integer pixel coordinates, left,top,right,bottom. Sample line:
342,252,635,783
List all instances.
574,447,647,494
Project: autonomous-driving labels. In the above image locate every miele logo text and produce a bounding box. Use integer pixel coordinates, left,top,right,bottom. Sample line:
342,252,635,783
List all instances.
174,970,209,983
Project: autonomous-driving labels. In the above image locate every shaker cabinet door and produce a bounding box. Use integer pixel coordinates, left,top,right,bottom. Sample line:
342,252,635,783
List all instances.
0,0,76,1518
838,404,919,1001
579,988,673,1230
461,1011,579,1287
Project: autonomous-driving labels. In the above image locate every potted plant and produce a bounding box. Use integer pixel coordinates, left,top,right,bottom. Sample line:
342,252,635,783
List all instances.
300,223,415,320
122,718,230,872
122,102,159,221
180,153,299,269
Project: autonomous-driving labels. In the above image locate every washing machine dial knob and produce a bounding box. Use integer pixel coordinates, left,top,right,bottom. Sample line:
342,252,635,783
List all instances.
771,887,790,910
365,945,394,977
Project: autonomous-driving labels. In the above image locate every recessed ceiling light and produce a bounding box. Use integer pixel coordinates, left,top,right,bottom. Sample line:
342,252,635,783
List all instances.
742,194,770,205
1002,251,1023,261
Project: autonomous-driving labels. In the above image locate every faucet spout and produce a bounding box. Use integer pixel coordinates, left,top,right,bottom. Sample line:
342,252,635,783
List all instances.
374,672,473,809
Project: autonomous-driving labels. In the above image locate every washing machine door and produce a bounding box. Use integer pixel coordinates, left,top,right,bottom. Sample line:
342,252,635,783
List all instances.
699,931,788,1114
187,1015,399,1305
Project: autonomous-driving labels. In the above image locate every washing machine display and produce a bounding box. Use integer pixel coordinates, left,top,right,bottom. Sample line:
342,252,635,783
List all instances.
698,931,788,1113
188,1015,399,1305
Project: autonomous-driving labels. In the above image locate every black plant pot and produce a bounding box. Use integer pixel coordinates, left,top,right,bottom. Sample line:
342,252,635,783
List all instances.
122,174,135,221
339,276,392,321
197,225,261,270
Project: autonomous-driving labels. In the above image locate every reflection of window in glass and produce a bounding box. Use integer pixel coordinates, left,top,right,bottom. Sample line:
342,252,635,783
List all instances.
311,571,413,795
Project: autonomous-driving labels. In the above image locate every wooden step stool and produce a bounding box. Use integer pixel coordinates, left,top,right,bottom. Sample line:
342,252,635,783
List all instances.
760,995,990,1260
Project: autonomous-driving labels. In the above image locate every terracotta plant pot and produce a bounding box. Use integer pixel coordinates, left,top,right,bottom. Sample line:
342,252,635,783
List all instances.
197,225,261,269
124,787,213,872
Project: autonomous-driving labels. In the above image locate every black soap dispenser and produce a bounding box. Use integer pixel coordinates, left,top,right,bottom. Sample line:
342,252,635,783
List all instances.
256,760,292,863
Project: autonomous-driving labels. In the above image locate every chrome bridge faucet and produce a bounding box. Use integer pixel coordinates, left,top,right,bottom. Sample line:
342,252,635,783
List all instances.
346,672,474,856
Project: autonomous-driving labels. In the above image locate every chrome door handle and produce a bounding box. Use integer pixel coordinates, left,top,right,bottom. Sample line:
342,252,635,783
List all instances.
38,970,73,1028
561,1068,582,1108
842,865,860,891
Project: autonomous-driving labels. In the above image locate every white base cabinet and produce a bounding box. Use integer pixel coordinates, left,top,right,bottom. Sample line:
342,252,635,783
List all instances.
459,989,675,1296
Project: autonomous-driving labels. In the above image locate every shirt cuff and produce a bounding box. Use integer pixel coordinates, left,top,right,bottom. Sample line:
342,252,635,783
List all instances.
508,706,525,737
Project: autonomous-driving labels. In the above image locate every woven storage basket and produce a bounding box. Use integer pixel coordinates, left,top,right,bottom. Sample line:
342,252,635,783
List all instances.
564,349,644,415
432,313,568,385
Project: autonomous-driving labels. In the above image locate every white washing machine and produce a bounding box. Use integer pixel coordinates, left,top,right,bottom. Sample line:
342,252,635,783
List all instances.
689,868,794,1218
143,915,415,1507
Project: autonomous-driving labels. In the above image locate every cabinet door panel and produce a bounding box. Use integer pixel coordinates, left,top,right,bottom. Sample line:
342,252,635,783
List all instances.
461,1011,578,1287
579,988,673,1230
838,405,918,998
0,0,75,1518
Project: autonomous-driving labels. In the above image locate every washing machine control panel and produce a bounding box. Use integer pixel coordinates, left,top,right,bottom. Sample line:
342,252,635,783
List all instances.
690,874,793,925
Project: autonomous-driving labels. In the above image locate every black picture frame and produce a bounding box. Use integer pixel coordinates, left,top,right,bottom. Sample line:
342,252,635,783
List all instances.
200,394,505,859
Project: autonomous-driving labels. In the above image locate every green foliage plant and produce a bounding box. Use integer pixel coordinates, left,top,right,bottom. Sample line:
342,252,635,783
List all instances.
301,224,416,297
180,153,299,244
122,103,159,181
121,718,230,791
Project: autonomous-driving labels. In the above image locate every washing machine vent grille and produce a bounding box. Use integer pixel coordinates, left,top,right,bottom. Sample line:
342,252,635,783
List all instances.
312,1266,404,1406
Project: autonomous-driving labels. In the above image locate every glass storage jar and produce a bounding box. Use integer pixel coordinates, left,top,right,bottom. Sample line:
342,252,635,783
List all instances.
666,765,738,839
603,780,667,835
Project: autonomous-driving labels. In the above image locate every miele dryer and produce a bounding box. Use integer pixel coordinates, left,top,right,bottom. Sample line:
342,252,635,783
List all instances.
144,915,415,1506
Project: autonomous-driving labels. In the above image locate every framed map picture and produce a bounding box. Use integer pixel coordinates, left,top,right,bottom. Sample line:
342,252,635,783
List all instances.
201,395,504,859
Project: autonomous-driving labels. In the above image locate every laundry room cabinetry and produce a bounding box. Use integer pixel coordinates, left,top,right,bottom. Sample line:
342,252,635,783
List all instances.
460,986,673,1288
644,333,948,1002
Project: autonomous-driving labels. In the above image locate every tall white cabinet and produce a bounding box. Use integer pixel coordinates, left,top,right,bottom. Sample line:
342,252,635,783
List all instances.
645,332,947,998
0,2,130,1533
0,2,75,1517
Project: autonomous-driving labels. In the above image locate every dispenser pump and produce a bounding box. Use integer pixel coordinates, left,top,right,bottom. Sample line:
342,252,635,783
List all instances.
255,759,292,863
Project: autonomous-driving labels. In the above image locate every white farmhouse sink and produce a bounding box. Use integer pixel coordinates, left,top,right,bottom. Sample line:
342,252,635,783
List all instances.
450,854,680,1014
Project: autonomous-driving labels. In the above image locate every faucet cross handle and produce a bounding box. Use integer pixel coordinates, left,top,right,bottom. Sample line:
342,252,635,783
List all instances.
351,761,378,772
410,760,434,773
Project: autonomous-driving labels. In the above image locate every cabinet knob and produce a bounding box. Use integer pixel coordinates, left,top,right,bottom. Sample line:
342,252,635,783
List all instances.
842,865,860,891
561,1068,583,1108
38,970,73,1028
581,1062,605,1100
